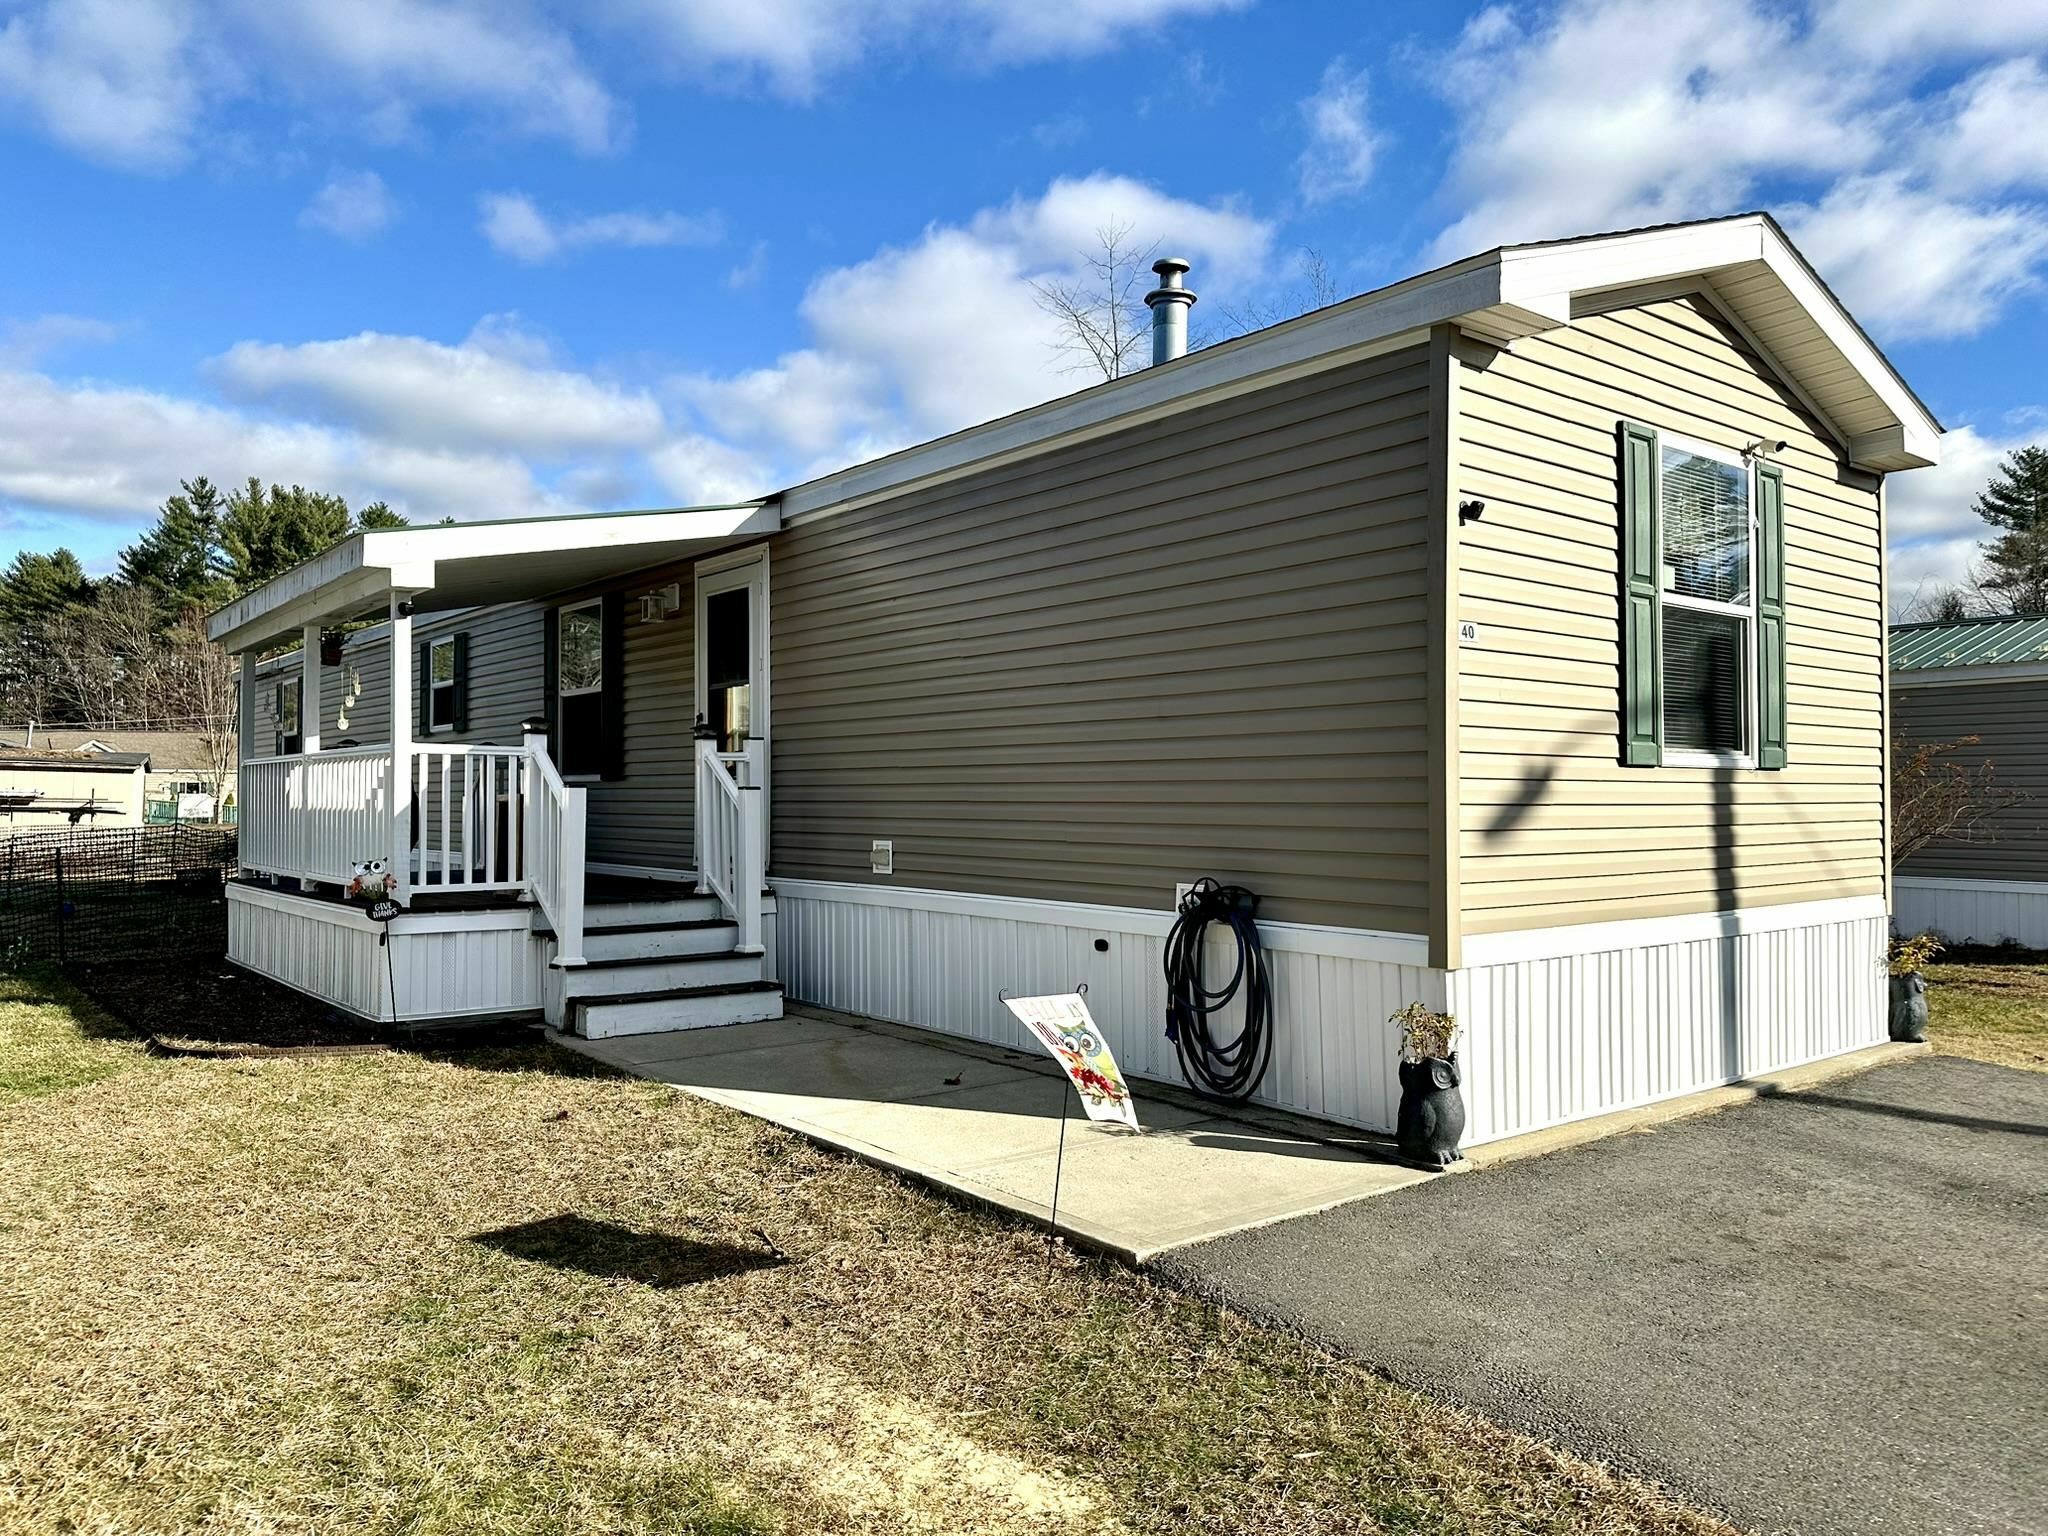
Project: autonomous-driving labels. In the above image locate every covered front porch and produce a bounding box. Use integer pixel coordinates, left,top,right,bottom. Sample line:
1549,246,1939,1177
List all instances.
208,507,782,1025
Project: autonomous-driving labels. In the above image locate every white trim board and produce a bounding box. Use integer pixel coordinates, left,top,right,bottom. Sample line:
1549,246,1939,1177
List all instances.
1895,876,2048,896
1457,893,1889,967
767,877,1432,966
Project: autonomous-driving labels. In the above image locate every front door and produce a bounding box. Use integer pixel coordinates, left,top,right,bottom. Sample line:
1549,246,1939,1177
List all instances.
695,546,770,820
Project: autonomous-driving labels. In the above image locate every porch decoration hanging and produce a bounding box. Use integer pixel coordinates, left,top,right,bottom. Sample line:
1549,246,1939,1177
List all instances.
346,858,398,905
1391,1002,1465,1168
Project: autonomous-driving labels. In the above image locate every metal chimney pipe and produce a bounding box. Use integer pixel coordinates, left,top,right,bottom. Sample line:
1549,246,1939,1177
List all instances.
1145,257,1196,365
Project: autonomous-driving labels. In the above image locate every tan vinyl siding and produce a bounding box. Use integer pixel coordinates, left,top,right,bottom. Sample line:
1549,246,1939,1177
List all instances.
1894,679,2048,881
1453,294,1887,934
768,346,1435,932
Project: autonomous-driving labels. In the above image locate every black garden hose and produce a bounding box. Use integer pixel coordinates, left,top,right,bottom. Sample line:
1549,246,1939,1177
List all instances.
1163,878,1273,1102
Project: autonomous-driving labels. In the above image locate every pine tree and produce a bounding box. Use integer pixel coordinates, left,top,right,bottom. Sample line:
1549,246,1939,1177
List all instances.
118,476,230,615
354,501,409,530
220,479,353,588
1978,445,2048,612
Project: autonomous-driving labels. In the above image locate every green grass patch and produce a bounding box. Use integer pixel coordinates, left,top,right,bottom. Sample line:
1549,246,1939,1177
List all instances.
0,968,145,1103
1924,951,2048,1073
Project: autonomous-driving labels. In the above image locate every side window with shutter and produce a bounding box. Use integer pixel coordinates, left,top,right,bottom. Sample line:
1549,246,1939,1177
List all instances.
1618,420,1788,771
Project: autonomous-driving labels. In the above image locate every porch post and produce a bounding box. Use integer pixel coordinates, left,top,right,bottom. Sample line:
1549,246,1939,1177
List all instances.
236,650,257,763
299,624,322,755
389,593,414,904
298,624,322,891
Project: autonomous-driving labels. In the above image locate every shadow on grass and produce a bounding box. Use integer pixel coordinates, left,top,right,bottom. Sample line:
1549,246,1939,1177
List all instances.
471,1213,788,1289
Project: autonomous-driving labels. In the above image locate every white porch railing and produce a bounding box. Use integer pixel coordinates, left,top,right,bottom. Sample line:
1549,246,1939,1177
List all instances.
695,736,764,954
238,746,393,887
236,733,589,967
522,728,588,968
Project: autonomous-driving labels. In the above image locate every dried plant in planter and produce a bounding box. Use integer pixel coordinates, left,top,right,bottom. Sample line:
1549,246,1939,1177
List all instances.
1889,931,1945,977
1390,1001,1458,1062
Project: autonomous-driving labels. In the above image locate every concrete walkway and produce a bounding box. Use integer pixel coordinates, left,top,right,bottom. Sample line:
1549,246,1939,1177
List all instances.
1156,1055,2048,1536
554,1005,1430,1261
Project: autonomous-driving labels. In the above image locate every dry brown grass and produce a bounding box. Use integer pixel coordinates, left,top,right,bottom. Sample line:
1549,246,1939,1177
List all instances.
1924,953,2048,1073
0,972,1736,1536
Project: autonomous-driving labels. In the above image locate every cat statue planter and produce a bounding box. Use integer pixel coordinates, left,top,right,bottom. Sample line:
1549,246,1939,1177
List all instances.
1889,971,1930,1044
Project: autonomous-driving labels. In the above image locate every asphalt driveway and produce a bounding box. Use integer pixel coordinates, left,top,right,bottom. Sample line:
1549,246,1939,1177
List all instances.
1156,1056,2047,1536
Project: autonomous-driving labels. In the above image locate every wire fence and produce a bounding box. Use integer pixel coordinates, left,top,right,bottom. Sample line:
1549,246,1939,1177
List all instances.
0,824,238,968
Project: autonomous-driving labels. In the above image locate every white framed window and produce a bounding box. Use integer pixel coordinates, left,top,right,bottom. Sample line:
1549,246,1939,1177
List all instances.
556,599,604,778
1657,434,1757,768
428,635,458,730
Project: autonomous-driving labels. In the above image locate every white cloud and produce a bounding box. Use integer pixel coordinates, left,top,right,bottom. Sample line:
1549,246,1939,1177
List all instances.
1884,422,2041,612
299,169,397,241
726,240,770,290
1786,176,2048,342
1296,59,1381,204
0,0,615,172
1927,58,2048,194
0,0,199,170
0,315,123,369
0,366,572,529
648,435,773,505
479,191,725,264
1427,0,2048,340
609,0,1251,98
1812,0,2048,63
211,320,665,455
681,173,1273,467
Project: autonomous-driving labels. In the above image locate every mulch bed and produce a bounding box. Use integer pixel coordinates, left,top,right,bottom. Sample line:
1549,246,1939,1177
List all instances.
67,959,541,1057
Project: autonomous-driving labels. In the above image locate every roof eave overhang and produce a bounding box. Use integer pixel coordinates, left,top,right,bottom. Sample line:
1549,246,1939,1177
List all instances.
206,503,778,652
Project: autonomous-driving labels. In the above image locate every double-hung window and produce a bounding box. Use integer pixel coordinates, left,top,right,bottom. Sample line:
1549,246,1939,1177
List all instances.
276,677,302,756
1659,438,1754,763
1620,420,1787,772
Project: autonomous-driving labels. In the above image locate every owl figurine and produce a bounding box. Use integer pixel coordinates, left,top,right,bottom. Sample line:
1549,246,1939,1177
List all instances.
346,858,395,902
1396,1053,1467,1168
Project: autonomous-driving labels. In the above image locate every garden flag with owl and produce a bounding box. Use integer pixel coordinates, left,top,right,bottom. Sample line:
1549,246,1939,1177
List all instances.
1003,993,1139,1131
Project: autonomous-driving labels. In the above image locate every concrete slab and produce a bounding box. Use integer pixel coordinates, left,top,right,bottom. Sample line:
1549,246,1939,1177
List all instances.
554,1012,1426,1263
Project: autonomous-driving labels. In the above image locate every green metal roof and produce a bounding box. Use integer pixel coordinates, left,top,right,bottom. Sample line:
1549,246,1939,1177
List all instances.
1890,613,2048,671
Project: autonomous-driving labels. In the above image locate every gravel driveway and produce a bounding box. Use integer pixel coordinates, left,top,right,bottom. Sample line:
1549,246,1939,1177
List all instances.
1157,1056,2047,1536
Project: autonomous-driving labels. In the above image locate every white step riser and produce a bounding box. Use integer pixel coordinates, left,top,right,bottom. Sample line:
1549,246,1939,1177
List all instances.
580,990,785,1039
559,953,765,997
581,926,737,962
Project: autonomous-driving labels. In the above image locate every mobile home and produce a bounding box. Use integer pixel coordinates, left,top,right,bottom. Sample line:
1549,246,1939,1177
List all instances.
209,213,1941,1148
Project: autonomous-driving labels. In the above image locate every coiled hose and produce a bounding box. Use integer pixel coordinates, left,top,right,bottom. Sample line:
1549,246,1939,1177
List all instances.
1163,878,1273,1102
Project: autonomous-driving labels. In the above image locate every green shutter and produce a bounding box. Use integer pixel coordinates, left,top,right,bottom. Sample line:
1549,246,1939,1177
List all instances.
1756,462,1788,770
1620,420,1663,767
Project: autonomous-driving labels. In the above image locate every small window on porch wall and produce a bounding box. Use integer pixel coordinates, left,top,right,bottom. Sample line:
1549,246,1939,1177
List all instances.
275,677,302,756
704,586,751,754
556,600,604,777
428,636,458,730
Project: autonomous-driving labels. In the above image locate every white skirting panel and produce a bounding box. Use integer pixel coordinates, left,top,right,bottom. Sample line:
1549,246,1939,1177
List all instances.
1894,877,2048,948
227,882,546,1023
774,880,1442,1134
1449,908,1888,1146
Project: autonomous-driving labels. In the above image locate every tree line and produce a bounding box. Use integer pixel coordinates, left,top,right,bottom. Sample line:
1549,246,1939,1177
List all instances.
1,479,404,793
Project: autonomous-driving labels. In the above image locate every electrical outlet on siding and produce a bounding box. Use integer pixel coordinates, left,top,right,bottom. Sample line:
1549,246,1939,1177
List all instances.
871,840,894,876
1175,882,1194,910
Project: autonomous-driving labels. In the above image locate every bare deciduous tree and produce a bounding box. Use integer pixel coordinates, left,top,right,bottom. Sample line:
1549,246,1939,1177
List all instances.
1218,246,1341,337
1032,220,1158,381
167,608,239,800
1891,732,2028,867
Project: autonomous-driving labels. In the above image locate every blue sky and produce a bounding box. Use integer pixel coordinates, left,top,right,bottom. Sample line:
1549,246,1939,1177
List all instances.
2,0,2045,610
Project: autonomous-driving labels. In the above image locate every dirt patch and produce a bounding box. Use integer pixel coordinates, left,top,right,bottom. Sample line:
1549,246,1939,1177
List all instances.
66,958,539,1057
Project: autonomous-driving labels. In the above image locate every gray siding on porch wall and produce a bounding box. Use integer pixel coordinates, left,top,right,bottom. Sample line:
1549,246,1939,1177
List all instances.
1894,678,2048,882
768,343,1437,932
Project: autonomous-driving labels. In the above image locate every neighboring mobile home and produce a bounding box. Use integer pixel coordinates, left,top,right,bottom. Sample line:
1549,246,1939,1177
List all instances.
208,213,1941,1148
1891,614,2048,946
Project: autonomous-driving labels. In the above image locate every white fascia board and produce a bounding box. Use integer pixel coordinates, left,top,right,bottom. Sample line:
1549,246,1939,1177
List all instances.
208,535,367,645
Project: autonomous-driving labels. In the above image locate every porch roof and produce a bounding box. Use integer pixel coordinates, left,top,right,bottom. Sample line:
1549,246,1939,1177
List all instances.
206,502,778,652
